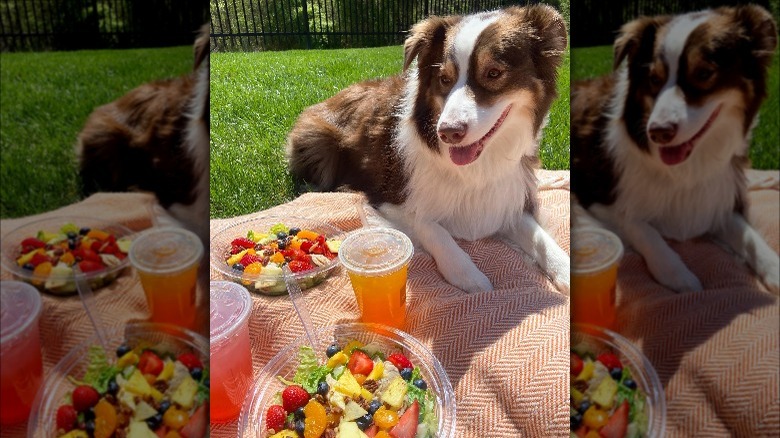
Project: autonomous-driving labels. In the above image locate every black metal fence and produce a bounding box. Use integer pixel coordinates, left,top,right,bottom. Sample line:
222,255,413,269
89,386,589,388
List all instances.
210,0,569,51
1,0,209,51
571,0,775,47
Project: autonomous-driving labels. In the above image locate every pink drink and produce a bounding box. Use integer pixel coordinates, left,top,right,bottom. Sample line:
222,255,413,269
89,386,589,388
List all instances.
1,281,43,425
210,281,253,423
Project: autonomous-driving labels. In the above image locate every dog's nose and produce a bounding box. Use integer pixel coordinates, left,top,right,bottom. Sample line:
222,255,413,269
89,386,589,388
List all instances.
438,122,467,144
648,122,678,144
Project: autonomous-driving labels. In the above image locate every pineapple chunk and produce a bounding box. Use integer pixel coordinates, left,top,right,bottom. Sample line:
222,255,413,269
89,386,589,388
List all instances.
117,351,139,369
132,401,157,421
171,374,199,409
575,358,594,382
125,370,153,397
329,389,346,411
127,421,158,438
268,431,299,438
59,431,89,438
571,386,585,406
360,388,373,401
366,360,384,382
380,377,407,410
590,376,618,409
343,400,369,422
337,421,369,438
334,369,362,398
157,359,175,382
327,351,348,368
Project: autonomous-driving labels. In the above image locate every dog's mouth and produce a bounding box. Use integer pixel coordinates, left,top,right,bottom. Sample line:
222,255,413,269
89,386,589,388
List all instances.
658,106,721,166
449,105,512,166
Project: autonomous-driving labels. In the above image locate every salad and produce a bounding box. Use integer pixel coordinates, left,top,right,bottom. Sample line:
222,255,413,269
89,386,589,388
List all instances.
13,222,131,293
264,340,437,438
223,223,341,294
570,349,647,438
54,342,208,438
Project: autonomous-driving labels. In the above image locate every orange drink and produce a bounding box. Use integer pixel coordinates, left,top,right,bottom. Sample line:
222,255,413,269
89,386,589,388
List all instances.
1,281,43,425
129,227,203,329
210,281,253,423
339,227,413,329
571,228,624,329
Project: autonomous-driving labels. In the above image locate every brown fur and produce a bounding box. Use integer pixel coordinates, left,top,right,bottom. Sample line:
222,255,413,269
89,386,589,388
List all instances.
77,24,210,209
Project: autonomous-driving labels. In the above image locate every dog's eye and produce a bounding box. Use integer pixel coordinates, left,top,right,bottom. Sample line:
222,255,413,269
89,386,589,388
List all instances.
694,67,715,83
649,73,664,88
486,68,503,79
439,75,452,86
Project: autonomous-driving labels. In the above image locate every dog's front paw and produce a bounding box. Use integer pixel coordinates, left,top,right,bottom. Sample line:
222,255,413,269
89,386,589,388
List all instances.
648,260,703,293
553,271,570,295
437,256,493,293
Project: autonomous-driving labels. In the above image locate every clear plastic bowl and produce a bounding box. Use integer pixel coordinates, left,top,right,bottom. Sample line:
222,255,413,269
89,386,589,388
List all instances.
239,323,456,437
0,216,134,295
26,322,209,437
210,215,346,296
571,324,666,437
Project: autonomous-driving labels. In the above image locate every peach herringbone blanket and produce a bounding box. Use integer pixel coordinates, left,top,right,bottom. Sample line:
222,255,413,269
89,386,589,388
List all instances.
210,169,572,437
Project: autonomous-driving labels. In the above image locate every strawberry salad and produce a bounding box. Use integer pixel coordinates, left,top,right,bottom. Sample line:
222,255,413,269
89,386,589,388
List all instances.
570,349,648,438
224,223,341,294
55,343,208,438
264,340,437,438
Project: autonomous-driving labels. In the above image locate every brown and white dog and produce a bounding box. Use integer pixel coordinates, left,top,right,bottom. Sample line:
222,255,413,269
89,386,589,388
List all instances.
571,6,779,293
288,6,570,293
77,24,210,244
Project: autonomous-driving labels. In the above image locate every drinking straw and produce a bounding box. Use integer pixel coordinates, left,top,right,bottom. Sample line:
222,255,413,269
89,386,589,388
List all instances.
282,265,320,350
73,266,111,352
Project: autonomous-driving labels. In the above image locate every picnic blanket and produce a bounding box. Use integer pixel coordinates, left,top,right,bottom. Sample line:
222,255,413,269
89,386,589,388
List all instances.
210,169,573,437
0,192,209,438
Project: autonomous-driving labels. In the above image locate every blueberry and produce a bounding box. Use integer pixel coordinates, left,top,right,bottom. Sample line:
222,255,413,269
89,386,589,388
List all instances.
413,379,427,390
79,227,91,235
610,367,623,380
367,399,382,414
85,419,96,435
317,381,329,396
277,240,287,250
22,263,35,270
190,367,203,380
571,413,583,429
289,227,301,236
158,400,171,414
355,413,373,430
68,239,76,250
146,413,163,430
326,343,340,358
107,378,119,395
400,368,413,381
294,406,306,420
277,232,287,240
578,400,591,413
294,418,305,433
232,263,245,272
66,231,77,239
116,343,131,357
623,378,637,390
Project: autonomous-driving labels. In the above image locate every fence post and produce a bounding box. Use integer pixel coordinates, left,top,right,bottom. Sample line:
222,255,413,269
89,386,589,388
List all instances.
301,0,311,49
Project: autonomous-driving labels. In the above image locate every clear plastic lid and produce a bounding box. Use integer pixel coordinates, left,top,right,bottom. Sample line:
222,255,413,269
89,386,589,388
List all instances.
572,228,624,275
129,227,203,275
338,227,414,277
1,281,43,346
210,281,253,347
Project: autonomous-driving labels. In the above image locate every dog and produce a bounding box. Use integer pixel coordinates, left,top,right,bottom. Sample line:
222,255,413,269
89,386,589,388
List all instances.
77,24,210,245
571,5,779,293
287,5,570,293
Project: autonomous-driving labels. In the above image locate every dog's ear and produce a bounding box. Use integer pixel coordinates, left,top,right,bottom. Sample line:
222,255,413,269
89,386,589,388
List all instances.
193,23,210,71
613,16,670,70
733,5,778,61
403,16,456,71
521,5,568,61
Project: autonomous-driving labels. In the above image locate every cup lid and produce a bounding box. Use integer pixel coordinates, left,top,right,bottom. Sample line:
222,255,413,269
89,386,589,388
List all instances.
210,281,253,345
1,281,42,345
129,227,203,275
572,228,624,275
338,227,413,277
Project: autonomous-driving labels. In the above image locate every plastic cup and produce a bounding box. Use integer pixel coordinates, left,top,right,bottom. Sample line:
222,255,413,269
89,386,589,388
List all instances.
339,227,414,329
571,228,624,329
1,281,44,425
210,281,254,423
129,227,203,329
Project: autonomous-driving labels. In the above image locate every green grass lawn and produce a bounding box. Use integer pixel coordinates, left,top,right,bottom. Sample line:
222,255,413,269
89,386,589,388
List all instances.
210,45,571,219
0,46,194,218
571,45,780,170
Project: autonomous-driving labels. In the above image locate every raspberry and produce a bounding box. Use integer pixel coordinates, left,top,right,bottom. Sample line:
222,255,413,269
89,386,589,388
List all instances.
282,385,310,413
231,237,255,249
265,405,286,433
387,353,413,371
72,385,100,412
56,405,78,432
239,253,262,267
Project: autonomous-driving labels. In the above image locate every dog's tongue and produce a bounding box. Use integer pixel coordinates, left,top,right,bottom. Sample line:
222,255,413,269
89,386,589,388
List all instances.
449,142,482,166
660,142,694,165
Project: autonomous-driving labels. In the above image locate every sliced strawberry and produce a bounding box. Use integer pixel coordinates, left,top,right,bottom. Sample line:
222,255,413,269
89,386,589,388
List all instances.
288,260,314,273
72,385,100,412
101,242,119,255
599,400,628,438
21,237,46,249
180,404,208,438
389,399,419,438
347,350,374,376
81,248,101,262
138,350,164,377
30,252,50,267
365,425,379,437
574,424,589,438
239,253,262,267
78,260,104,273
90,240,103,253
177,352,203,371
231,237,255,249
597,352,622,371
387,353,413,371
230,244,244,255
571,352,584,376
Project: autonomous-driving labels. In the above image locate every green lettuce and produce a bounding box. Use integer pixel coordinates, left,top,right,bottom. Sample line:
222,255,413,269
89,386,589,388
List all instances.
405,368,437,437
68,345,119,394
292,346,332,394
